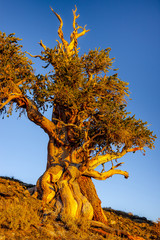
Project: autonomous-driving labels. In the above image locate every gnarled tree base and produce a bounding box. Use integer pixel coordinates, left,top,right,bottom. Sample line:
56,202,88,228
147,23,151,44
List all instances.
31,163,144,240
33,163,94,221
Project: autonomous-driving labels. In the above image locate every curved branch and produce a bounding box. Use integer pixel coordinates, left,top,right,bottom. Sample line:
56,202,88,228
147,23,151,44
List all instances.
25,98,64,145
72,6,80,32
0,80,64,146
16,79,27,86
50,6,89,56
76,25,90,39
0,94,22,110
50,7,69,51
69,6,90,53
26,52,45,61
83,168,129,180
74,132,104,158
39,40,47,51
88,147,143,170
52,117,80,129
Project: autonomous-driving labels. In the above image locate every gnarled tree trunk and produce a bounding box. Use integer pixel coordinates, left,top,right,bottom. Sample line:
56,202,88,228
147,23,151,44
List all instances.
78,176,108,224
24,98,129,225
47,138,107,223
32,138,107,224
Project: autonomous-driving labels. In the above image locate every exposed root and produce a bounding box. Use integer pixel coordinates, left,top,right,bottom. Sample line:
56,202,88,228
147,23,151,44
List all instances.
90,227,111,238
89,220,145,239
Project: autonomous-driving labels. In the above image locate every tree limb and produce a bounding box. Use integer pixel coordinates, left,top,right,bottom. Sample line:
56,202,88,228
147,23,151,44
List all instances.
72,5,79,32
26,52,45,60
0,80,65,146
50,7,69,53
71,132,104,161
50,6,89,56
88,147,143,170
39,40,47,51
24,98,65,145
69,6,90,53
82,167,129,180
16,79,27,86
76,25,90,39
0,94,22,110
51,117,80,129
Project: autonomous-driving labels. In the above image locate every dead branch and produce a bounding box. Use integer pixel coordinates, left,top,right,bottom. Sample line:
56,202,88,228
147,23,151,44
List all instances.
69,6,90,53
26,52,45,60
50,7,69,53
82,168,129,180
39,40,47,51
88,147,143,170
50,6,89,56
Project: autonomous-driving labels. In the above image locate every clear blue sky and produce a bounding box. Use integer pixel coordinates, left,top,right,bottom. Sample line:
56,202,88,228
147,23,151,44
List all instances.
0,0,160,221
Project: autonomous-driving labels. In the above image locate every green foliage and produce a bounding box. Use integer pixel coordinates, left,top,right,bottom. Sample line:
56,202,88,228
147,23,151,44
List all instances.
32,41,155,151
0,15,156,154
0,32,35,116
0,32,33,85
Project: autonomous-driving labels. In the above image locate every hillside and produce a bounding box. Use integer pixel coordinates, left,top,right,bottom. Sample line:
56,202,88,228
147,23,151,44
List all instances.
0,177,159,240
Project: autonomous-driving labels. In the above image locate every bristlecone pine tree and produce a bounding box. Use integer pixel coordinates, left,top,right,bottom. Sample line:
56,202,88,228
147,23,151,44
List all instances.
0,6,156,224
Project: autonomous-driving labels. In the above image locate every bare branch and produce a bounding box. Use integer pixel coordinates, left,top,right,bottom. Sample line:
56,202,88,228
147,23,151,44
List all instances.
51,6,89,56
25,98,65,146
0,81,65,146
50,7,69,52
26,52,45,60
82,168,129,180
69,6,90,53
88,147,143,170
84,132,104,150
72,5,80,33
113,162,124,169
76,25,90,39
52,117,80,129
16,79,27,86
127,147,144,153
101,163,105,173
39,40,47,51
0,94,22,110
56,40,63,53
73,132,104,159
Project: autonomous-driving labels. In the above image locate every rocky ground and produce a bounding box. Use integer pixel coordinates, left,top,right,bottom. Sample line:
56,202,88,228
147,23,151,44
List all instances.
0,176,159,240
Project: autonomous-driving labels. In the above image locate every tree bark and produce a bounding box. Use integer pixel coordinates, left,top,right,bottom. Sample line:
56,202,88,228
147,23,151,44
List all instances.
78,176,108,225
29,123,109,225
46,138,108,224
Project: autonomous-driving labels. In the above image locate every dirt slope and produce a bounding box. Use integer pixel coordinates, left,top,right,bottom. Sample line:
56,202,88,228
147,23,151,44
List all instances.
0,177,159,240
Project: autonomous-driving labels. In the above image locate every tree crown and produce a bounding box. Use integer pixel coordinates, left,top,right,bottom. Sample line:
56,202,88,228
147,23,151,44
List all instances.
0,7,156,157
